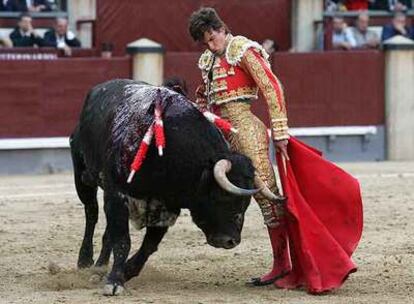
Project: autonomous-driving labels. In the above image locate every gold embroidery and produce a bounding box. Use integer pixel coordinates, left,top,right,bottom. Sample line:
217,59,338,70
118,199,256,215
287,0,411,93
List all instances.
242,50,289,140
219,101,282,225
211,86,258,105
212,67,227,81
198,49,214,71
226,36,250,64
227,66,235,75
271,118,288,122
212,73,227,81
226,35,269,65
213,57,221,68
202,71,209,84
210,79,227,92
212,87,227,94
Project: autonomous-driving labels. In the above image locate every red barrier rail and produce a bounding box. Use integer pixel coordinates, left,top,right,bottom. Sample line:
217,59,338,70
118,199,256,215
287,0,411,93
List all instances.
0,57,131,138
0,50,384,138
0,47,98,58
95,0,291,55
165,50,385,128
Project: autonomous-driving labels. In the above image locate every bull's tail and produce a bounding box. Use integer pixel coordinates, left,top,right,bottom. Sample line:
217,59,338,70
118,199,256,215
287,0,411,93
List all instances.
70,134,99,268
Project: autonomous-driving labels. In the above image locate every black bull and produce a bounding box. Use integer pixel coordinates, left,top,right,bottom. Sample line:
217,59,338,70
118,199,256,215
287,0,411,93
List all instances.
70,79,260,295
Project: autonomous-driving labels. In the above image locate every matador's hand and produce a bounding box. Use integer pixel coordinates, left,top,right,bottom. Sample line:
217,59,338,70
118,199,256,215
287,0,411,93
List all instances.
275,139,289,161
195,85,208,110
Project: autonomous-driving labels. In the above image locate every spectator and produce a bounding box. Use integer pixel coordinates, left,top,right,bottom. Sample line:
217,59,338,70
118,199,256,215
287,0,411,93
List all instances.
325,0,338,12
332,16,357,50
9,13,44,47
5,0,51,12
381,12,414,41
262,39,279,55
101,42,113,59
369,0,412,11
350,12,380,48
43,17,81,55
0,33,13,47
325,0,375,11
325,0,347,12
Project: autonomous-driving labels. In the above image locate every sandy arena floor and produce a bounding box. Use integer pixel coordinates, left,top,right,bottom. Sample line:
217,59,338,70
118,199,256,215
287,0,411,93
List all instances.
0,162,413,304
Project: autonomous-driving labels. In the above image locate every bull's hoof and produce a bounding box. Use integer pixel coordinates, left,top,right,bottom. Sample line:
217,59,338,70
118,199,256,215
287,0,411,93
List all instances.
77,257,94,269
95,258,110,268
103,283,125,296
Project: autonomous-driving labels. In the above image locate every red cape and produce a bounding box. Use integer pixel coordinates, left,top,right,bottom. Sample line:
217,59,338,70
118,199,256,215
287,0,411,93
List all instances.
274,137,363,293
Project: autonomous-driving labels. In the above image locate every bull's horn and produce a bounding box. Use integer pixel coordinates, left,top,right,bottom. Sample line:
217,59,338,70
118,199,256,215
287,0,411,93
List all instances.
213,159,260,196
254,175,286,202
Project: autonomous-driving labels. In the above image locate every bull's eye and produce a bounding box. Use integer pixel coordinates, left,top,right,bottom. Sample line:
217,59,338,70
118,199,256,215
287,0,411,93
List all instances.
233,213,243,225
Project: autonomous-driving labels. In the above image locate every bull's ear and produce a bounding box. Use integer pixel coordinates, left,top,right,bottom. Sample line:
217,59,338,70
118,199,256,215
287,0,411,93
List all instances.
197,168,212,195
147,102,155,115
170,85,187,97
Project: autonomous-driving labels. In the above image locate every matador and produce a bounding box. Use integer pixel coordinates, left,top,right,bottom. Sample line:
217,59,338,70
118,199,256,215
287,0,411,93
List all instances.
189,7,292,286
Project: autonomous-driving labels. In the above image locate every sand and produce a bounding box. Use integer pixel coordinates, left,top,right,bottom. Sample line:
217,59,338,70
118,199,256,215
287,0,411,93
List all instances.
0,162,413,304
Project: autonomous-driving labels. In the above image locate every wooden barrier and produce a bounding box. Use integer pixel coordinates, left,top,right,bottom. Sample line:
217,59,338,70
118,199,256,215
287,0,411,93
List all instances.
0,11,68,28
0,57,131,137
165,50,385,128
0,47,98,58
0,50,385,138
95,0,292,55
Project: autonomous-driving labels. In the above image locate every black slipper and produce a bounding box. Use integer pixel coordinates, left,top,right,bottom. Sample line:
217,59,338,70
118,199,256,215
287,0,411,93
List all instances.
245,271,289,287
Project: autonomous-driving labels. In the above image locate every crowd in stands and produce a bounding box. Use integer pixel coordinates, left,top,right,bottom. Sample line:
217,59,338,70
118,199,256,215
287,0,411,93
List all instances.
1,1,413,53
331,12,414,49
1,13,80,54
326,0,413,12
0,0,62,12
326,0,414,50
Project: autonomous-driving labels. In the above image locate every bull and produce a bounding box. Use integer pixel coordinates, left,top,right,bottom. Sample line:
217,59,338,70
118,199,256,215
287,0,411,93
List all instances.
70,79,276,295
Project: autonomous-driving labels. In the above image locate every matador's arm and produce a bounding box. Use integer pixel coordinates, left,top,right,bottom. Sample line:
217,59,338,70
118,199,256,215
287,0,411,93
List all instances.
194,83,208,111
240,48,289,141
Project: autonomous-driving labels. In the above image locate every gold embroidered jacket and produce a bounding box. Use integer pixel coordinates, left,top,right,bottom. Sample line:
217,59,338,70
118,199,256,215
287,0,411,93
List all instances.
197,35,289,140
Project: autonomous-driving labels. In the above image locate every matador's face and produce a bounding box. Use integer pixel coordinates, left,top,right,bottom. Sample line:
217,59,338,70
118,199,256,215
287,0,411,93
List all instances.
203,28,227,56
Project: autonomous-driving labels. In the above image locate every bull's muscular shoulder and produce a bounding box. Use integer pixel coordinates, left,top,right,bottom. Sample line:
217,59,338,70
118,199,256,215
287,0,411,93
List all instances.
225,35,269,66
198,49,214,71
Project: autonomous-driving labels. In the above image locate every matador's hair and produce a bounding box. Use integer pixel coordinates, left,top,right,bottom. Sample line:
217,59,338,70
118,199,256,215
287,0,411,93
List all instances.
188,7,229,42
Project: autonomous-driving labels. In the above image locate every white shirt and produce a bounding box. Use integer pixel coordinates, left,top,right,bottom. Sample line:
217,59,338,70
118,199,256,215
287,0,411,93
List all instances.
332,27,357,48
56,35,67,48
55,31,76,48
389,0,397,10
20,29,32,37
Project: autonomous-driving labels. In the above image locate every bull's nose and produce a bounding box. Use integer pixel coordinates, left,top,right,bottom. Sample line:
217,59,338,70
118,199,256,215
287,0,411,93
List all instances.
209,235,240,249
224,238,238,248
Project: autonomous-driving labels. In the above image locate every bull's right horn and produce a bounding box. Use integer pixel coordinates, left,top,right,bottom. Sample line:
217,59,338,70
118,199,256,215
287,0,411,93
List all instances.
254,175,286,202
213,159,260,196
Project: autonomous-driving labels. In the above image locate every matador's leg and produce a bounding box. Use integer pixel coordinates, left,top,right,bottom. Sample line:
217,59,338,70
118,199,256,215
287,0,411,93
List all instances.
217,102,291,285
218,102,284,227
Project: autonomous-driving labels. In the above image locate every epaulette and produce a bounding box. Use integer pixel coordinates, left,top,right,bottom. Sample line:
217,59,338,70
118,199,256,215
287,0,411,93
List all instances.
225,35,269,66
198,49,214,71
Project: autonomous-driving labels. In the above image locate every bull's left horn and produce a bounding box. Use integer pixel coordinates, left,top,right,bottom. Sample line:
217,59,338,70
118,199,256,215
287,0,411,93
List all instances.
213,159,260,196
